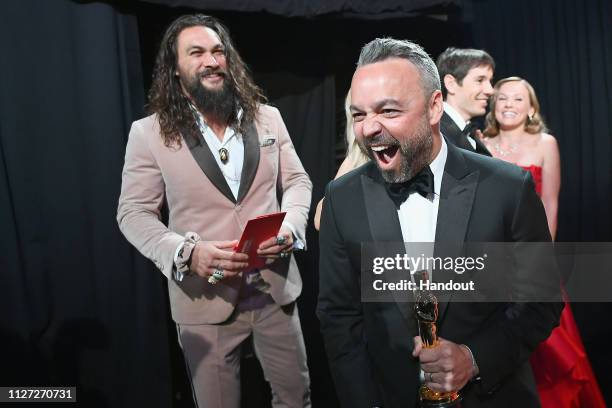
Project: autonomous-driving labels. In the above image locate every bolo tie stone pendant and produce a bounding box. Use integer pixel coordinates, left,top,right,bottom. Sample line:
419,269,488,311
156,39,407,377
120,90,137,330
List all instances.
219,148,229,164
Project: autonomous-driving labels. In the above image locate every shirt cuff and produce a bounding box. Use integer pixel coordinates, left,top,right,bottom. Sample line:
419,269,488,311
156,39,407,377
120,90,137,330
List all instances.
172,232,201,282
282,221,305,251
173,242,186,282
460,344,480,380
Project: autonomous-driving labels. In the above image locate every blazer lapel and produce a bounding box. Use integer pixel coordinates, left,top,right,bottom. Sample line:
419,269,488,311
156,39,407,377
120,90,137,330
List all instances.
237,121,260,203
184,129,235,203
362,168,416,328
434,141,479,321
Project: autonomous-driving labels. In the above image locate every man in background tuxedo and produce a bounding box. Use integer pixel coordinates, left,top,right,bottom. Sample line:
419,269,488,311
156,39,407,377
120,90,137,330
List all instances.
117,14,311,408
436,47,495,155
317,38,561,408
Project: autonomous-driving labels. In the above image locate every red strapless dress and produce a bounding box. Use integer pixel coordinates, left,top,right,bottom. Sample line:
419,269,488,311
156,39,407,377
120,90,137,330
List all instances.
521,165,606,408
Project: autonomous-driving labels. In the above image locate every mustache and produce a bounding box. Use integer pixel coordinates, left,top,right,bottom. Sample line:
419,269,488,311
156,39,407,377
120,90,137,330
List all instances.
363,133,400,148
199,68,227,78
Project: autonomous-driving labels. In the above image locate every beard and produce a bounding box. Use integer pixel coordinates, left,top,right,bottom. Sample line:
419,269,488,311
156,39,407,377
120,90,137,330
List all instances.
359,114,433,183
181,68,236,123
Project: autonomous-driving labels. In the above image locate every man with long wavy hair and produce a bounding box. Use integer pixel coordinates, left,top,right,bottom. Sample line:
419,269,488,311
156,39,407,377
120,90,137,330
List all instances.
117,14,312,408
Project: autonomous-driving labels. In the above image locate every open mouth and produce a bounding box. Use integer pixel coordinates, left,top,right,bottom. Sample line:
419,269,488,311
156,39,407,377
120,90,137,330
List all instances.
200,71,225,83
370,144,400,166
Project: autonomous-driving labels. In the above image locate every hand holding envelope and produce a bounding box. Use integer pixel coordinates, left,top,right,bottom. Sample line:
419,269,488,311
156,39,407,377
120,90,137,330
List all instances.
189,240,249,282
233,212,289,268
257,227,294,260
189,212,287,284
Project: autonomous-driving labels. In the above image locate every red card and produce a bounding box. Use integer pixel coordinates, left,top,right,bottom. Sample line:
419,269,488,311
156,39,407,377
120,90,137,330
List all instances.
235,212,287,268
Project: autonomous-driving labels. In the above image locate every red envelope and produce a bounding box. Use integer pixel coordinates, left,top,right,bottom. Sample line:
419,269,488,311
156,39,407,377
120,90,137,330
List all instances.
235,212,286,268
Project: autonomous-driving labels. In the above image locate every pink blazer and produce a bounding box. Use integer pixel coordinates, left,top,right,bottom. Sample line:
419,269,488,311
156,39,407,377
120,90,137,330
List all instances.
117,105,312,324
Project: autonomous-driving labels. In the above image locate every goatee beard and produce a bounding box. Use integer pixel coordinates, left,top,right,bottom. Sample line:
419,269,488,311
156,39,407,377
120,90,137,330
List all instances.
185,73,236,124
393,125,433,183
360,116,433,184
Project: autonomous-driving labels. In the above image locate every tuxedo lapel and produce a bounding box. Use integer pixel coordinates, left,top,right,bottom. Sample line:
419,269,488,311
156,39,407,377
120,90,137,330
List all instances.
237,121,260,203
435,142,479,320
184,129,235,203
474,136,492,156
362,169,404,244
362,168,416,327
440,112,475,153
441,111,492,157
436,143,478,243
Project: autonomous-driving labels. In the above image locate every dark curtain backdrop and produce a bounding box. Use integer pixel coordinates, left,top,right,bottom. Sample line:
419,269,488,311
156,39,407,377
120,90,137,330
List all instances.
138,0,456,17
468,0,612,402
0,0,174,406
468,0,612,242
2,0,611,407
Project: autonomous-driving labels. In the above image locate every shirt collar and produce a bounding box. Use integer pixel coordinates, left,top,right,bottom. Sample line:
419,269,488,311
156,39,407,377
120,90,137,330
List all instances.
429,136,447,196
190,104,243,134
443,102,468,131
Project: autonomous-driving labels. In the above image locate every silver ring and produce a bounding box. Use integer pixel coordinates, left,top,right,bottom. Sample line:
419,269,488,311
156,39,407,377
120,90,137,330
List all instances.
208,267,224,285
427,372,433,383
276,236,287,245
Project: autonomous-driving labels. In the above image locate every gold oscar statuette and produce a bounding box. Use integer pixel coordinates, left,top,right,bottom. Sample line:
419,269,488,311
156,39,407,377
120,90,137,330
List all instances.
415,291,462,407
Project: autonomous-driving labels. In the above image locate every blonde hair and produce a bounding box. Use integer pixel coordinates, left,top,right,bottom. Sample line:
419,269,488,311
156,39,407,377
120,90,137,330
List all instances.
344,92,370,168
484,76,548,137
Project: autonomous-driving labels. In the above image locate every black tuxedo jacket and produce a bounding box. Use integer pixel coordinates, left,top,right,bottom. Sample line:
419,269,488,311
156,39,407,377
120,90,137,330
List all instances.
440,111,492,156
317,141,562,408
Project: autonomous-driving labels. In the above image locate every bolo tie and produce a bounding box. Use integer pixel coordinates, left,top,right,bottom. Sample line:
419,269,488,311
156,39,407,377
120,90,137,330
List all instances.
219,147,229,164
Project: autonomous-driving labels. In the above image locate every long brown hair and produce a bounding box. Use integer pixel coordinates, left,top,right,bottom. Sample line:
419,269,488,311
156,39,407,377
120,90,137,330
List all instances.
147,14,267,148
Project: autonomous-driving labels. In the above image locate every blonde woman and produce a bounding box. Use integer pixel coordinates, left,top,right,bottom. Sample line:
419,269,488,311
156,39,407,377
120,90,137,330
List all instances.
483,77,605,408
314,92,369,230
483,76,560,238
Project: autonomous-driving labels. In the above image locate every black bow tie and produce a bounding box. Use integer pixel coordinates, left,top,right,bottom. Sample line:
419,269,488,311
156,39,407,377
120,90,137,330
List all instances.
385,166,435,209
463,122,478,137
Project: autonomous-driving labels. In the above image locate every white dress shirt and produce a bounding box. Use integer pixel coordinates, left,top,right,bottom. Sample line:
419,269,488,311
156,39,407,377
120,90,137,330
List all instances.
194,110,244,199
397,137,447,243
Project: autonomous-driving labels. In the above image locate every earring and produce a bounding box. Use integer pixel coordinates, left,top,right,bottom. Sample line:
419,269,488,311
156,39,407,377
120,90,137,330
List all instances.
528,114,534,123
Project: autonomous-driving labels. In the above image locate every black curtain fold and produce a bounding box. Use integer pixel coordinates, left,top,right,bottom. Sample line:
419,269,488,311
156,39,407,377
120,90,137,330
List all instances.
137,0,457,17
469,0,612,403
3,0,611,406
468,0,612,242
1,1,173,406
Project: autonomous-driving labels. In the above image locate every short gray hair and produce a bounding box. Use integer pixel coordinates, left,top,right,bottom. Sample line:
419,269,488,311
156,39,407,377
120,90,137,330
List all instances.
357,38,441,97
